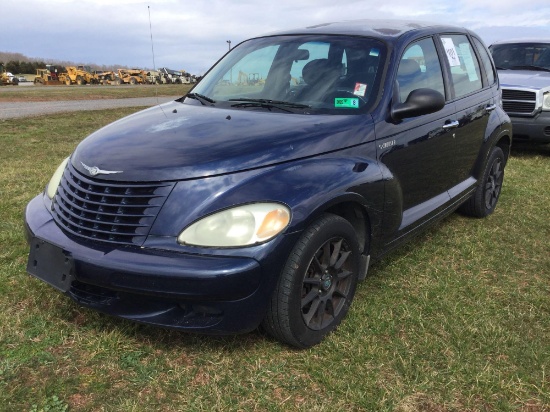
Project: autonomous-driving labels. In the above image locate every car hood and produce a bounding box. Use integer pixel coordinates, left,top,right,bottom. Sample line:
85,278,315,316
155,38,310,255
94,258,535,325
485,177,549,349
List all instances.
498,70,550,90
72,100,373,182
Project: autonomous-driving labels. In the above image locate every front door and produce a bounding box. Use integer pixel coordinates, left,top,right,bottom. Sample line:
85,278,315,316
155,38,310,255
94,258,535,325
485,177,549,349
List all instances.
376,36,457,236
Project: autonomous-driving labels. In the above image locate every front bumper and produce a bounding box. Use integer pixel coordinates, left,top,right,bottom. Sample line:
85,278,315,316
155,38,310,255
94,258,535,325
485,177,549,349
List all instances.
510,111,550,143
24,194,293,334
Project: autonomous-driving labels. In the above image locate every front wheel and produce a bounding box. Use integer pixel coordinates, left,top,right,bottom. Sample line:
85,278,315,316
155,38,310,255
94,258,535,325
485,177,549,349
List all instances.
459,146,505,217
262,213,360,348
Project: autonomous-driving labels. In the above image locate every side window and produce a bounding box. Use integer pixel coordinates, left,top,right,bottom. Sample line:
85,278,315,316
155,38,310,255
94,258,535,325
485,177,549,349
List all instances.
397,38,445,103
441,35,483,98
473,37,496,86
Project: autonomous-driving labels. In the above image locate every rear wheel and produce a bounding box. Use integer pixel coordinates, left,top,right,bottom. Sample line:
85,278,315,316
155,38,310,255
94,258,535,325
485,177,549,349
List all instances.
65,77,71,85
262,213,360,348
459,146,505,217
76,75,85,85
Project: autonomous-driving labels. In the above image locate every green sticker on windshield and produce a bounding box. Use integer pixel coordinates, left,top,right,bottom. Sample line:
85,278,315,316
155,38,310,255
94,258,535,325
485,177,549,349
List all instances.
334,97,359,108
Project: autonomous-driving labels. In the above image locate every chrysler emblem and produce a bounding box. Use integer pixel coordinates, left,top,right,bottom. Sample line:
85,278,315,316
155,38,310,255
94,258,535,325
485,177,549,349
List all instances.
81,162,122,176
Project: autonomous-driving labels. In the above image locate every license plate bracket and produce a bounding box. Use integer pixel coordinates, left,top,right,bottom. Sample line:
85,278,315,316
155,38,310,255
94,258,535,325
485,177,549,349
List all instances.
27,238,75,292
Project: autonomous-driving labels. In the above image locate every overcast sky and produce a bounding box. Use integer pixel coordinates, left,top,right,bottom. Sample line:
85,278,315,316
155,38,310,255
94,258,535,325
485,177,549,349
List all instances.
3,0,550,75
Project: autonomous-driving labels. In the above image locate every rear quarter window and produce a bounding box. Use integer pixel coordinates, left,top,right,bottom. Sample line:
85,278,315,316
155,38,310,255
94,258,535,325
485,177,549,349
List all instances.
473,37,496,86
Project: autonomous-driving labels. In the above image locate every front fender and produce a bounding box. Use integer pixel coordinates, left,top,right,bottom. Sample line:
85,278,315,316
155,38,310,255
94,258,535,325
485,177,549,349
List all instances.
150,145,384,251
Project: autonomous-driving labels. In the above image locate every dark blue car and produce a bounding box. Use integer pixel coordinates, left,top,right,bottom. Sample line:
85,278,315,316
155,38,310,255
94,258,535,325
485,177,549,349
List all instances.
25,20,512,348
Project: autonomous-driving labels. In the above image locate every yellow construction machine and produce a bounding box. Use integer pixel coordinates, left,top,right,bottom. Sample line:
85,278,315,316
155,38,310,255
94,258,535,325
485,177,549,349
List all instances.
34,65,63,85
115,69,147,85
96,71,117,85
1,64,19,86
59,66,100,85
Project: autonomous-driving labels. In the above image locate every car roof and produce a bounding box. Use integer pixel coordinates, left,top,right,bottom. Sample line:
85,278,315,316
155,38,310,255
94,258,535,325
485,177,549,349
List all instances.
491,38,550,46
260,19,467,41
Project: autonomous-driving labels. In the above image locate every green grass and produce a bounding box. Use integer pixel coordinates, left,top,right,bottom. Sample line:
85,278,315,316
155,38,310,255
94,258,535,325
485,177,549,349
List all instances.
0,83,192,102
1,110,549,411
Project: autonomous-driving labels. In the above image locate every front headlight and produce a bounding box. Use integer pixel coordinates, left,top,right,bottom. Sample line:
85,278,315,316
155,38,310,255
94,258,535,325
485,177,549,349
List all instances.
46,157,69,199
543,91,550,111
178,203,291,247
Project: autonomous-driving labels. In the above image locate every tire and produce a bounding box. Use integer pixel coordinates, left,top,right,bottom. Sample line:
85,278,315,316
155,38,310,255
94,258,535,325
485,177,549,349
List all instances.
76,76,85,86
459,146,505,218
65,77,71,85
130,77,137,85
262,213,360,348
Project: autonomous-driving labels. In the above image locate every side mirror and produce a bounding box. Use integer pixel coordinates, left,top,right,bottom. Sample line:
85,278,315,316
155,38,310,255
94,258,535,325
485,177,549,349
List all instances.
391,88,445,121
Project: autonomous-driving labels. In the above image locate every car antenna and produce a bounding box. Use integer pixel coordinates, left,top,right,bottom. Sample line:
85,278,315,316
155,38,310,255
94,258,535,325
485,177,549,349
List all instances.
148,5,167,117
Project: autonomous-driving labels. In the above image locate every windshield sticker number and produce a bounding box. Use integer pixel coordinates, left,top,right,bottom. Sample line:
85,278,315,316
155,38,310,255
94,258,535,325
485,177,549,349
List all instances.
354,83,367,97
441,37,461,67
335,98,359,108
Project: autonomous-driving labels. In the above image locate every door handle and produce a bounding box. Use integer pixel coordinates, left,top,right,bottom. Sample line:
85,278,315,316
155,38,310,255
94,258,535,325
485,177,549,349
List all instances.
486,104,497,111
442,120,459,129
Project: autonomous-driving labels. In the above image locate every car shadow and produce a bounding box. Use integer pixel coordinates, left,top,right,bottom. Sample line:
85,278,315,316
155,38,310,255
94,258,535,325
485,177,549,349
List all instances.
511,142,550,158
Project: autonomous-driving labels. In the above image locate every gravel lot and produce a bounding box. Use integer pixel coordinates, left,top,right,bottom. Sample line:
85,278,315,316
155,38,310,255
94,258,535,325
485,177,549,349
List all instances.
0,96,179,120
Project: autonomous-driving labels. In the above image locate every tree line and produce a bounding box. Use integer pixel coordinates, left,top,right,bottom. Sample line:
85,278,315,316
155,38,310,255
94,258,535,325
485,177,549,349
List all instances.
1,60,66,75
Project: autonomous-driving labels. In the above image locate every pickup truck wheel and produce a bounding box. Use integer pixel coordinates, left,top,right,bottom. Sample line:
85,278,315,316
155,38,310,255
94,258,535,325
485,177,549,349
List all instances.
459,146,505,218
262,213,360,348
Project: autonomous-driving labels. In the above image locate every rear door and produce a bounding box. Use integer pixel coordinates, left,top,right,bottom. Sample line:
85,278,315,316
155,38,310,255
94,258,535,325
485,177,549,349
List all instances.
437,34,495,197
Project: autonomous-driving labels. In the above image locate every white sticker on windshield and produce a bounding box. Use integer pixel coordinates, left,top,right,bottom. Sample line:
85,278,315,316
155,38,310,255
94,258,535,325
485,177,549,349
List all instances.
442,38,461,67
354,83,367,97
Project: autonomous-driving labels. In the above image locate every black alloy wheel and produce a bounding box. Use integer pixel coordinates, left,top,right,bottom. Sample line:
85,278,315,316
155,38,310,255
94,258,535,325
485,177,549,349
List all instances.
459,146,506,218
301,236,355,330
262,213,360,348
484,155,504,211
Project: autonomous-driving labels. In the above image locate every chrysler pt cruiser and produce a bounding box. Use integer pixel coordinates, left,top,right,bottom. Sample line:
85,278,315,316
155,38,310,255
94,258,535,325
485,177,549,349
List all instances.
25,20,512,348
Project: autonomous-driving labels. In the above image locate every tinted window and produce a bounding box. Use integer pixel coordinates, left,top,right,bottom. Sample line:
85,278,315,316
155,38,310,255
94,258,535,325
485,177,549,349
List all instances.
441,35,483,98
397,37,445,103
473,38,496,85
490,43,550,70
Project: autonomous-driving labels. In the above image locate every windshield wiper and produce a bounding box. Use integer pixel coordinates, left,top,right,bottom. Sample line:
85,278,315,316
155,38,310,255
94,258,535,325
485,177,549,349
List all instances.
229,98,311,110
185,93,216,105
495,66,509,70
509,65,550,72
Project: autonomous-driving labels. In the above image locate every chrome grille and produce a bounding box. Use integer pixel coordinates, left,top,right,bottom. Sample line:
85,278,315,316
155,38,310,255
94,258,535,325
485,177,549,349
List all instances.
52,163,174,245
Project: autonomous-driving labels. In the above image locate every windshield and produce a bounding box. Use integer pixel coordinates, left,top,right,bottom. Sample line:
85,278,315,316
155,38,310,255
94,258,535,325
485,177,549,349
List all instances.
189,35,387,114
490,43,550,71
